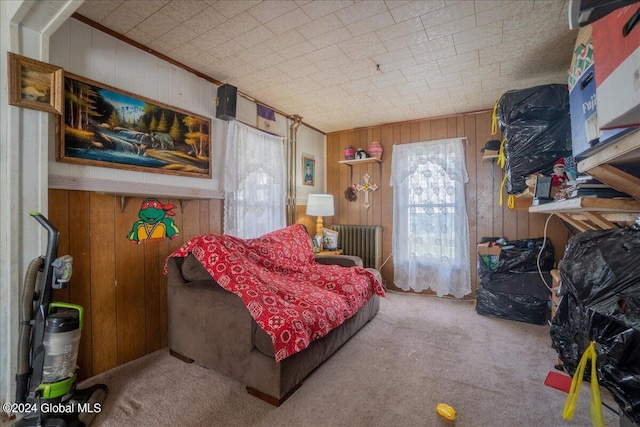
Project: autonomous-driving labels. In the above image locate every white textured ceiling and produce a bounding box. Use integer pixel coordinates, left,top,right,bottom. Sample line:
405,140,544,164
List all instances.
75,0,577,133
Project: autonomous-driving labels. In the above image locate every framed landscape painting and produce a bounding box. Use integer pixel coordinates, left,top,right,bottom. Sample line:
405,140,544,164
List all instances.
58,72,212,178
8,53,63,114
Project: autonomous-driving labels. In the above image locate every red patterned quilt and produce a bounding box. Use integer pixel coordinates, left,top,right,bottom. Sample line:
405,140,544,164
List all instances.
166,224,385,362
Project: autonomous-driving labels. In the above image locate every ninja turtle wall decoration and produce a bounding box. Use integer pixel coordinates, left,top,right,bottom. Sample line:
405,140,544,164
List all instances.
127,198,180,243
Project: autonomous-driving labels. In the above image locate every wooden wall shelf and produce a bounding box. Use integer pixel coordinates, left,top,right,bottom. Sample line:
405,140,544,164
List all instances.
529,197,640,231
529,197,640,214
482,149,499,162
339,157,382,166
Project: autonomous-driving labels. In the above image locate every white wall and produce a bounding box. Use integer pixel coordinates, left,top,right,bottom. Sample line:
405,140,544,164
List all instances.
297,124,327,203
48,19,321,195
49,18,226,191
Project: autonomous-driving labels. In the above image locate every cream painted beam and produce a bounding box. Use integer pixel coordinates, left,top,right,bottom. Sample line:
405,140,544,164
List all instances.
578,130,640,172
582,212,617,229
587,164,640,201
556,213,594,232
49,175,224,200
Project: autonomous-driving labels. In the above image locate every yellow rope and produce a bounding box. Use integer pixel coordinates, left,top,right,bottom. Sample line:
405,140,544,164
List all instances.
563,342,605,427
499,173,507,206
491,101,499,136
497,138,506,169
507,194,515,210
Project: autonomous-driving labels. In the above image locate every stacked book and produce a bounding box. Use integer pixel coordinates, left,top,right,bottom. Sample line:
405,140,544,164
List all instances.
564,176,630,199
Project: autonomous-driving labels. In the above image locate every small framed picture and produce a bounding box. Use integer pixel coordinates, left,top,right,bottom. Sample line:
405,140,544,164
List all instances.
8,53,63,115
323,229,339,251
302,157,315,186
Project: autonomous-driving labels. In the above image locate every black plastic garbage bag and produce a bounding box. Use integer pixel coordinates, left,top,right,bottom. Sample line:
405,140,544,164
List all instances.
551,295,640,423
502,118,572,157
478,238,554,284
497,84,571,127
560,227,640,330
475,272,551,325
495,84,572,195
592,312,640,424
503,119,572,194
550,292,591,376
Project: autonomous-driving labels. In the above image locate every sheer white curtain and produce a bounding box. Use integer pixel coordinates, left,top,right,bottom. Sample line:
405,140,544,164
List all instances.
390,138,471,298
224,120,286,238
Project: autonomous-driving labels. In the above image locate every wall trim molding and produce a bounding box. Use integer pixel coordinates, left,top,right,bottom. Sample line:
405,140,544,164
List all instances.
329,109,493,134
49,175,224,200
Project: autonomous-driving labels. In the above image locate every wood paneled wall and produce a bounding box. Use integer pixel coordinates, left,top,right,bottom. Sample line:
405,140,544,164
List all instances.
48,189,223,380
326,111,569,293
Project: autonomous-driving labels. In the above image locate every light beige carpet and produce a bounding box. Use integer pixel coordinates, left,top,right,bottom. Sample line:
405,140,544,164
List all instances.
80,291,620,427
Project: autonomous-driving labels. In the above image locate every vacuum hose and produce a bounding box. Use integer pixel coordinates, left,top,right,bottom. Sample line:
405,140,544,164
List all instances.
15,257,44,403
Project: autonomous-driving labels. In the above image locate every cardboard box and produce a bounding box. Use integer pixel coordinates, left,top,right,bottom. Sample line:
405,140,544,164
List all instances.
569,39,636,159
478,241,502,279
569,40,598,157
592,5,640,130
477,242,501,256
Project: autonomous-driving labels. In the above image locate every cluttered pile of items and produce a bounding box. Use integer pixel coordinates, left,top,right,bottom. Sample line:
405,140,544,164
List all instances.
550,225,640,425
491,83,634,208
485,3,640,425
552,174,631,201
491,83,574,209
529,167,632,206
475,237,555,325
489,5,639,210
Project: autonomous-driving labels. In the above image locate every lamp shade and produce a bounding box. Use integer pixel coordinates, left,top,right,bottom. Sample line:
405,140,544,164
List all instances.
306,194,334,217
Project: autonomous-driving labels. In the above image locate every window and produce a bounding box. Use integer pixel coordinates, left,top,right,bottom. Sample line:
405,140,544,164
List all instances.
390,138,470,298
224,121,286,238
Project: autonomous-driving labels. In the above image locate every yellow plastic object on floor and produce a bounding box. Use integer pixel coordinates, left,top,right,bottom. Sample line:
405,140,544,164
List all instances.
436,403,456,421
563,341,605,427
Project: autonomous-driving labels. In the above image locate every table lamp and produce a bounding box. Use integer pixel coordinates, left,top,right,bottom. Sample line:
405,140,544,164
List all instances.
306,194,334,250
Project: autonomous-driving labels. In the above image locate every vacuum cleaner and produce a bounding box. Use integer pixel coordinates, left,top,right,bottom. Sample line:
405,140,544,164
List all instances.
14,212,108,427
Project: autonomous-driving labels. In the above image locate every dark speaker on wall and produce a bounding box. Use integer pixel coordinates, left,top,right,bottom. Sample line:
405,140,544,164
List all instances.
216,84,237,120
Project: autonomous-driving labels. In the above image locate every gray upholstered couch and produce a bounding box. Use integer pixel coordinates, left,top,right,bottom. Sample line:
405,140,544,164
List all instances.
166,253,381,406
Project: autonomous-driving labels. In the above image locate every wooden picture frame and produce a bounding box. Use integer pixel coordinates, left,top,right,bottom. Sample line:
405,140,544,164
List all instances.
302,157,315,186
8,53,63,114
59,72,212,178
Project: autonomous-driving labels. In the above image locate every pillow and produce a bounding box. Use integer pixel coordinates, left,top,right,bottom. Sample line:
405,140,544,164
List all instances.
181,254,214,282
244,224,315,267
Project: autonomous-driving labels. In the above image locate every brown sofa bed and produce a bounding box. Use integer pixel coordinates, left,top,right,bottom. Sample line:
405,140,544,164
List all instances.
166,253,381,405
